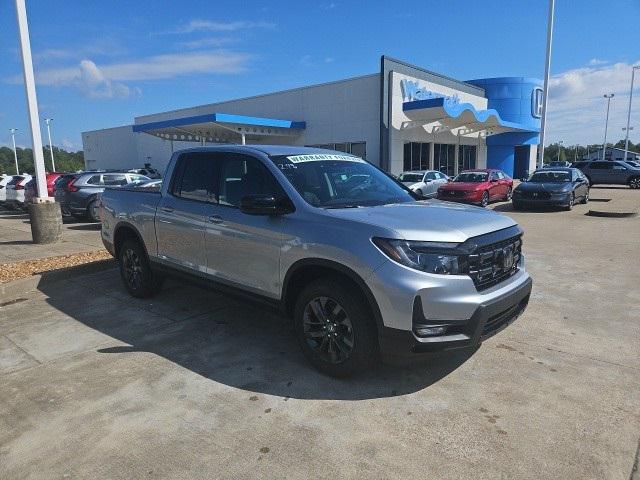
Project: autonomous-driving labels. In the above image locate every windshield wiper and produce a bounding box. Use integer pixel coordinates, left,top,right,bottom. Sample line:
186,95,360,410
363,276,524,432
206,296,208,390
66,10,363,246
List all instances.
323,204,360,209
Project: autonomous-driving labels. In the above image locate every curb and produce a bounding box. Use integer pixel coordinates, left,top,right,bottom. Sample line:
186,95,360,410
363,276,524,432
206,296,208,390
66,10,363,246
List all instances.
0,259,117,298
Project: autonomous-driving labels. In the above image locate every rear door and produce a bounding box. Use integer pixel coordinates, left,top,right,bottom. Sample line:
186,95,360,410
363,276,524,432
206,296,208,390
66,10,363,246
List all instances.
155,153,215,272
588,162,612,183
611,162,630,184
204,152,284,298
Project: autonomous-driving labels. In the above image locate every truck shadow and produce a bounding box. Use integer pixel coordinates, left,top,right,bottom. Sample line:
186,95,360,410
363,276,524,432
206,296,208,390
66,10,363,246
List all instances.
37,266,476,401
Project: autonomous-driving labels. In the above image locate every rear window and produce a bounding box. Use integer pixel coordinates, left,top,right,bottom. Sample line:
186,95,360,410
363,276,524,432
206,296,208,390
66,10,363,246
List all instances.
8,176,24,186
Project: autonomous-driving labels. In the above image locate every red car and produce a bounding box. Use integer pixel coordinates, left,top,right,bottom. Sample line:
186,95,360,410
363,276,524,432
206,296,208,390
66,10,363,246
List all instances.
23,172,64,204
437,169,513,207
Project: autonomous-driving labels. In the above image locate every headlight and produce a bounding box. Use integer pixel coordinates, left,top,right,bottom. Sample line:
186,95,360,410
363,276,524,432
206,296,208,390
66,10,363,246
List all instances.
372,237,466,275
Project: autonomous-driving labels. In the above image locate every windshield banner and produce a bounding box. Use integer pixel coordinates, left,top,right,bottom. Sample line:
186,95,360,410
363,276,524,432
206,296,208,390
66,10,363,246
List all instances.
286,154,365,163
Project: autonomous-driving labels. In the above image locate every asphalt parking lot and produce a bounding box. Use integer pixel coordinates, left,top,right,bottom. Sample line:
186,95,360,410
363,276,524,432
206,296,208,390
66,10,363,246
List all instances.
1,188,639,480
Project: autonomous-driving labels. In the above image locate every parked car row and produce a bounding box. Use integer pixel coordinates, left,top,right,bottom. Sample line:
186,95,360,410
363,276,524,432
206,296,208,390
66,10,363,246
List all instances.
0,170,155,221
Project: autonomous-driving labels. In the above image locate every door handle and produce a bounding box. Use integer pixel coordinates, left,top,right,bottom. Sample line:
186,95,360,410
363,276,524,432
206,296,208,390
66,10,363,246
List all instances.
207,214,223,224
160,206,174,213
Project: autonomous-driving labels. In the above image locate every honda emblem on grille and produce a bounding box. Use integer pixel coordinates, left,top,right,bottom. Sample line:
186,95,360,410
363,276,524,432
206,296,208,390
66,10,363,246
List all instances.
533,192,538,198
502,245,515,270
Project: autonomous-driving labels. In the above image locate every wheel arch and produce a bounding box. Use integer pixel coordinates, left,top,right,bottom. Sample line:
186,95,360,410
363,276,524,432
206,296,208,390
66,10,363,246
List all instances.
113,222,149,260
282,258,384,335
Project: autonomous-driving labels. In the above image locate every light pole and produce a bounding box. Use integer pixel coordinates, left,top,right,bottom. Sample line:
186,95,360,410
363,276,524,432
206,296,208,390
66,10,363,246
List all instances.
538,0,555,168
10,128,19,174
556,140,563,162
602,94,614,161
14,0,62,243
44,117,55,172
623,66,639,162
574,144,578,162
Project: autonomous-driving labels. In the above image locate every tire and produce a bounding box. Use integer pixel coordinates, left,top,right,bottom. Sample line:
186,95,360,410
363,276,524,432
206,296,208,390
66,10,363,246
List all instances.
504,187,513,201
628,176,640,189
581,188,589,204
564,193,575,211
480,191,489,207
416,189,423,197
87,199,100,223
293,277,379,377
118,238,164,298
586,176,593,186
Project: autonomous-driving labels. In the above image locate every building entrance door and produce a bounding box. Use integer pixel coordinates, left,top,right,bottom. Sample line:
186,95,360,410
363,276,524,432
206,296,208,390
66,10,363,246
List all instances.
514,145,530,179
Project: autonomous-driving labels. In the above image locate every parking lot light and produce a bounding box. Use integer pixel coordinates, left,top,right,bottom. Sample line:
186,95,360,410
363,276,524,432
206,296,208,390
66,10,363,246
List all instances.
602,94,614,161
623,66,639,162
10,128,19,174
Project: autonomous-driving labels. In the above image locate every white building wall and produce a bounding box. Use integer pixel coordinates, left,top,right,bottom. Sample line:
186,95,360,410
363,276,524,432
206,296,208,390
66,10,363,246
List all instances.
388,71,488,174
82,126,137,171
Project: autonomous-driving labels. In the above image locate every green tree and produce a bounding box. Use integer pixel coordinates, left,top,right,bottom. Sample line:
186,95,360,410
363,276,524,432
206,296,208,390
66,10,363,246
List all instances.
0,146,84,175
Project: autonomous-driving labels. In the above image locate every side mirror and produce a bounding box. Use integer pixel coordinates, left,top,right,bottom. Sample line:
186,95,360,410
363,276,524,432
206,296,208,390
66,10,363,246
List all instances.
240,194,292,216
491,178,498,183
520,178,528,182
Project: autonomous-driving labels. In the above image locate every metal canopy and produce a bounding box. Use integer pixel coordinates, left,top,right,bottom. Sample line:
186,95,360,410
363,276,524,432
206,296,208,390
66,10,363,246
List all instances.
402,97,539,137
132,113,306,144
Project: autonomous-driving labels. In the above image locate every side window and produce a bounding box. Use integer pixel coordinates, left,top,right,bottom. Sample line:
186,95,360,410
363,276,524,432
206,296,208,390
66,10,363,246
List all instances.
591,162,611,170
425,172,436,181
490,172,499,181
613,162,627,170
103,174,127,186
496,171,505,179
171,154,216,203
86,175,103,185
218,154,281,207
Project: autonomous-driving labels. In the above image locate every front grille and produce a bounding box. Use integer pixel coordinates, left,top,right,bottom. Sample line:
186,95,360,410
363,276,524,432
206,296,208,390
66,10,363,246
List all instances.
443,190,466,198
521,191,550,200
466,236,522,291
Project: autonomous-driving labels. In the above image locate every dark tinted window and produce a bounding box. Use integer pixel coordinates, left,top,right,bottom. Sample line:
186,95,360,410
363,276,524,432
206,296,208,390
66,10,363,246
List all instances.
8,176,23,186
590,162,612,170
172,154,216,203
218,154,281,207
574,162,588,169
86,175,103,185
103,174,127,186
613,162,628,170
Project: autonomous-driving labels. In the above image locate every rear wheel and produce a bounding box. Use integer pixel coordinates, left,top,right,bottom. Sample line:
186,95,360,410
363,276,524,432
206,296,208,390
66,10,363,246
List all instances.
87,199,100,222
629,176,640,189
586,176,593,186
416,188,423,197
118,238,164,298
480,191,489,207
582,188,590,204
504,187,513,201
294,277,379,377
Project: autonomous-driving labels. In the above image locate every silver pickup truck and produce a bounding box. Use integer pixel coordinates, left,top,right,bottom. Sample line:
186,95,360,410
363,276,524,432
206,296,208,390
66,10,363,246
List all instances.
101,145,532,376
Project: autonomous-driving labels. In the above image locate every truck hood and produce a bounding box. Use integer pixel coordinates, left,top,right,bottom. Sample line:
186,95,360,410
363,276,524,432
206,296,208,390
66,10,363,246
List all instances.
323,200,517,243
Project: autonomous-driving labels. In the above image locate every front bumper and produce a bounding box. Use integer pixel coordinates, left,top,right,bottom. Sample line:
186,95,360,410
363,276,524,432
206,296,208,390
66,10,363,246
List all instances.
368,253,532,357
513,193,571,207
379,276,531,356
437,190,483,203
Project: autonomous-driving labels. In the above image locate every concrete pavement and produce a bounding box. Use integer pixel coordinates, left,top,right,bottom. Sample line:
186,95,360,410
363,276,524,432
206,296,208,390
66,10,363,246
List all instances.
0,188,639,479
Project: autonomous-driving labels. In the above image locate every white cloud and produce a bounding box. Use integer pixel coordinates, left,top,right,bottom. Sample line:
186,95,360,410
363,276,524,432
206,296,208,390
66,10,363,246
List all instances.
546,60,640,145
6,52,251,98
588,58,608,66
178,37,237,50
61,138,81,151
168,19,275,34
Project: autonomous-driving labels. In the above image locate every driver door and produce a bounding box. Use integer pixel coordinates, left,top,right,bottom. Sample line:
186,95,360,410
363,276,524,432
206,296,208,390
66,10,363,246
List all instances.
488,172,502,199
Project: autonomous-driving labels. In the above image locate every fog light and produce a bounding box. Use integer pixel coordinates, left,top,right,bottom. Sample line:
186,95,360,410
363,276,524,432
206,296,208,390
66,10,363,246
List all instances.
415,326,447,337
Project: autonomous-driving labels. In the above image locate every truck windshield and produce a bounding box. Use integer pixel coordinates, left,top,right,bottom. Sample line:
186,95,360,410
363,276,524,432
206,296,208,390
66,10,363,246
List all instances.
269,154,415,208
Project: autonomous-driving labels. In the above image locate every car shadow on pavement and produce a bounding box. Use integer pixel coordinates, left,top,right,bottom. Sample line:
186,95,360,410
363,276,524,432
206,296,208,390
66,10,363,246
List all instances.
66,223,101,230
491,203,566,214
36,265,476,401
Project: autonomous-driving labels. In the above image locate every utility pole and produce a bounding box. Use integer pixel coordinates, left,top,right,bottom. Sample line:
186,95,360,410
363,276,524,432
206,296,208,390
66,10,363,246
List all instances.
538,0,555,168
10,128,19,174
556,140,563,162
14,0,62,243
623,66,639,162
45,118,55,172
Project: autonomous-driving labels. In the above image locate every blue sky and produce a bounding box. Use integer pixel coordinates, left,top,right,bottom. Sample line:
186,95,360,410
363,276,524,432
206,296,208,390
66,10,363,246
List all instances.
1,0,639,151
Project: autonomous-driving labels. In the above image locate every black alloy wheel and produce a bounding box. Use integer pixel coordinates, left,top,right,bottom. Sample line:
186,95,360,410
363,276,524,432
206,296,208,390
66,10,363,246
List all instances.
480,191,489,207
302,296,355,364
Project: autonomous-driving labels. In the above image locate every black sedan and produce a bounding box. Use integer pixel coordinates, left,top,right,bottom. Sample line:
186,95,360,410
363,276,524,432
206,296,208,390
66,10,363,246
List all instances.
512,168,589,211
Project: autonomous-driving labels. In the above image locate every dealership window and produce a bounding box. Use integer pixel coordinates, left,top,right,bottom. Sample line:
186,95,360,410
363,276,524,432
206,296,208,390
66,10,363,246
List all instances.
403,142,430,171
458,145,477,172
434,143,456,177
306,142,367,160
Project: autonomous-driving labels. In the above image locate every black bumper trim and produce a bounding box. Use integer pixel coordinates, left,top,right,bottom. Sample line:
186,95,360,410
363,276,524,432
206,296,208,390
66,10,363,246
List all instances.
380,277,533,356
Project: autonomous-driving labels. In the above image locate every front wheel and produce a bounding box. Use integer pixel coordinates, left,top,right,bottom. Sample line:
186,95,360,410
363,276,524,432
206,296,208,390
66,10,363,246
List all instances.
416,189,423,197
87,199,100,222
582,188,590,204
629,176,640,189
565,193,575,211
504,187,513,201
118,238,164,298
480,191,489,207
294,277,379,377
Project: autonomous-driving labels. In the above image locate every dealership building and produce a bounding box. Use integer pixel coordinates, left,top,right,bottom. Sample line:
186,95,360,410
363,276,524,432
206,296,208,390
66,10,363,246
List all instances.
82,56,542,178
